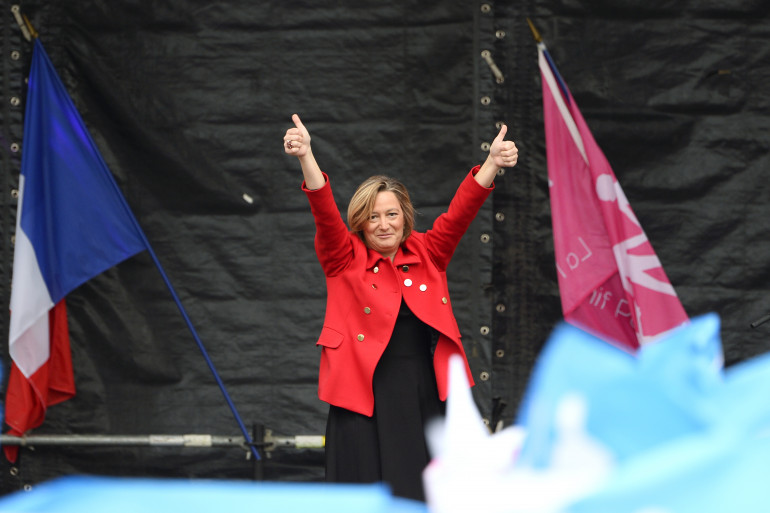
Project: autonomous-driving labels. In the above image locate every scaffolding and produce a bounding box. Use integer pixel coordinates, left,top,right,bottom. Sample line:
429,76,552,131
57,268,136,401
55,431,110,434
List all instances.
0,427,325,480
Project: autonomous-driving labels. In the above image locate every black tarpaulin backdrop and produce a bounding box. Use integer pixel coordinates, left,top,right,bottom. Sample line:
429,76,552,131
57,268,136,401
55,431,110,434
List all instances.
1,0,769,494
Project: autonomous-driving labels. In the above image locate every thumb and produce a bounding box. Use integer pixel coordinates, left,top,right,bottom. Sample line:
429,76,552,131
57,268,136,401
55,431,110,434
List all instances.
292,113,305,131
494,124,508,143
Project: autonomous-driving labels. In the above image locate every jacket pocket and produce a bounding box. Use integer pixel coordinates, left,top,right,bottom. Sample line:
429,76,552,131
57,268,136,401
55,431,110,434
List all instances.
316,326,344,349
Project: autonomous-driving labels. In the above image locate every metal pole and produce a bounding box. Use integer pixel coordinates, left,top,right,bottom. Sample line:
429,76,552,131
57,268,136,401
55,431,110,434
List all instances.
0,433,325,451
0,434,246,447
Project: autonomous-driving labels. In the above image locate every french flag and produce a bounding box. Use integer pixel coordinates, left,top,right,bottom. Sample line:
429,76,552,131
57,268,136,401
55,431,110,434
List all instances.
4,39,147,460
538,42,688,351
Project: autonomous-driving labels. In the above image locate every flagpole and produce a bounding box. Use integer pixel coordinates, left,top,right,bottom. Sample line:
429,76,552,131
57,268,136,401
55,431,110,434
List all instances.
527,18,571,106
526,18,542,43
137,237,263,461
98,162,262,459
94,152,263,461
94,101,263,463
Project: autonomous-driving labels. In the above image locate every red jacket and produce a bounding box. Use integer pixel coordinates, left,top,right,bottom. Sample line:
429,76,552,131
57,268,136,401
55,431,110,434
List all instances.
303,166,493,416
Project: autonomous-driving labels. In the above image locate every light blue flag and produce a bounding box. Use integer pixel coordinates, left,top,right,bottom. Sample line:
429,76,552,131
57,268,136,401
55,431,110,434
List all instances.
570,350,770,512
516,314,724,468
515,313,770,511
0,476,428,513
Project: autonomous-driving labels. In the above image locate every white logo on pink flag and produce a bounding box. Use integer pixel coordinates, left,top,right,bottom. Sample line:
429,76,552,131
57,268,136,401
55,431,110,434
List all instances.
539,43,688,350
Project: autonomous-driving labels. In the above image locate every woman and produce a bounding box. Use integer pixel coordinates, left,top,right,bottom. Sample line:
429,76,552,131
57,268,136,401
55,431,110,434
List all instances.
283,113,518,501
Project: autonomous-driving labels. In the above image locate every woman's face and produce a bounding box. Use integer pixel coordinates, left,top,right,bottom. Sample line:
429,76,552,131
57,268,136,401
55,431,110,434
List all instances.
363,191,404,260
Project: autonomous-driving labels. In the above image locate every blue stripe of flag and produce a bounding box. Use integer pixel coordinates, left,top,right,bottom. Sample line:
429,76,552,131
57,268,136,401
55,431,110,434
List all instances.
541,46,571,106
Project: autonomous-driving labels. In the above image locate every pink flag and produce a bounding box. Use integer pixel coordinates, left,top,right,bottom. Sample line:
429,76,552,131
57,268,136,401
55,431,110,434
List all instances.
539,43,688,351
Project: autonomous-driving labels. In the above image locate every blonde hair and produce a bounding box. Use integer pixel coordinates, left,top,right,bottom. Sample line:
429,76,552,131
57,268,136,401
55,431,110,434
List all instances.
347,175,415,244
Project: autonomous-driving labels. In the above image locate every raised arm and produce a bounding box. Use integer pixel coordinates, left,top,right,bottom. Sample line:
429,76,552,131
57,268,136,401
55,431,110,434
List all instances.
475,124,519,188
284,113,326,190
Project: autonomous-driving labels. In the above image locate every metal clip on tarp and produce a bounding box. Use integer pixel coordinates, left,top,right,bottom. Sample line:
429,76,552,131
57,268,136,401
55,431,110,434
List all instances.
481,50,505,84
11,5,30,41
11,5,37,41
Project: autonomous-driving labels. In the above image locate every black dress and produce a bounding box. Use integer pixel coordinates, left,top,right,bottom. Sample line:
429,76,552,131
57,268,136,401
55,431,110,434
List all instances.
324,300,445,502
